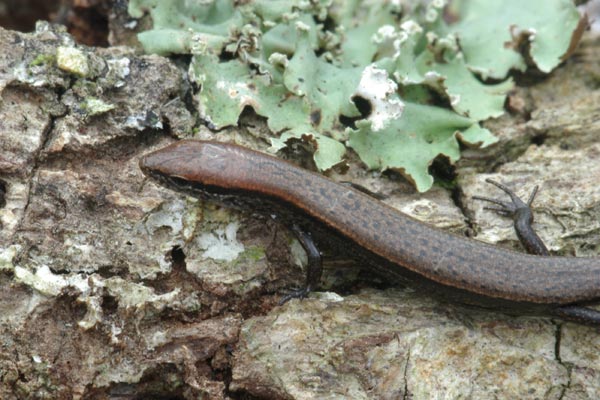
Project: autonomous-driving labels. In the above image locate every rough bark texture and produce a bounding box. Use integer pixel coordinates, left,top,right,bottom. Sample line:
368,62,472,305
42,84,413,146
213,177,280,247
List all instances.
1,17,600,400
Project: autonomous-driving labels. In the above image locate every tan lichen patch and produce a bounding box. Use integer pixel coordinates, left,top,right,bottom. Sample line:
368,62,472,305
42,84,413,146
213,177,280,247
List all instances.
56,46,90,76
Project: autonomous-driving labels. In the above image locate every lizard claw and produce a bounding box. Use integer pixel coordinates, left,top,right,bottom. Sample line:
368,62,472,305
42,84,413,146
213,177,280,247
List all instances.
473,179,538,217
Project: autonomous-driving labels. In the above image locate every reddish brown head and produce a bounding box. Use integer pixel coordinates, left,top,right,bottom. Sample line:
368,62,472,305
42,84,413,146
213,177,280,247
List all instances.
141,140,230,181
139,140,268,201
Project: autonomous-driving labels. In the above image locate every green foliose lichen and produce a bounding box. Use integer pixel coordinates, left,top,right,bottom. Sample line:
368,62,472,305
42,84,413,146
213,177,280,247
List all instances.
129,0,584,191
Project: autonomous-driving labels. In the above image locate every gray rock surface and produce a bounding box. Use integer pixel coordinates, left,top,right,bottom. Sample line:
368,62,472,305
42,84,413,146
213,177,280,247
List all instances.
1,22,600,400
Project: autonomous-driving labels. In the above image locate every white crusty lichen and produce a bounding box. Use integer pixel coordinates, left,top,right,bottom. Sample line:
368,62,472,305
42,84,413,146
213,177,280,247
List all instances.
106,57,131,87
354,65,404,131
0,245,20,271
14,265,90,297
13,263,185,330
197,221,245,262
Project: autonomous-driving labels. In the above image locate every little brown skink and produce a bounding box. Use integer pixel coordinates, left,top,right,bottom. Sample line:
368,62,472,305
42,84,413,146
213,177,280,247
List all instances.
140,140,600,324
